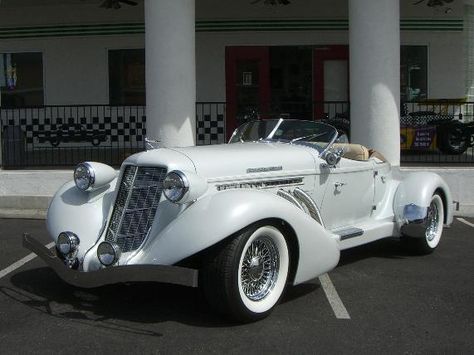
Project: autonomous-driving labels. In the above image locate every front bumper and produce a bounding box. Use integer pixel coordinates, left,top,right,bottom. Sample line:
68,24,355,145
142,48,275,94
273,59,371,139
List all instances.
23,233,199,288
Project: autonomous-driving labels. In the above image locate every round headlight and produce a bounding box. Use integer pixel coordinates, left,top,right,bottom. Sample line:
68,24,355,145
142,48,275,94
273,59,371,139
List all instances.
56,232,80,255
97,242,121,266
163,171,189,203
74,162,95,191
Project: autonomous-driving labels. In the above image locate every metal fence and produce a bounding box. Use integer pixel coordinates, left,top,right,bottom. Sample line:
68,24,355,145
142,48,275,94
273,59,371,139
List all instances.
400,101,474,165
1,101,473,168
0,105,146,168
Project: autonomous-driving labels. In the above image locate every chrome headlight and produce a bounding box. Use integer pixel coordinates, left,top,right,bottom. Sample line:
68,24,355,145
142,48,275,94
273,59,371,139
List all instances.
97,241,121,266
56,231,80,255
74,162,95,191
74,161,116,191
163,171,189,203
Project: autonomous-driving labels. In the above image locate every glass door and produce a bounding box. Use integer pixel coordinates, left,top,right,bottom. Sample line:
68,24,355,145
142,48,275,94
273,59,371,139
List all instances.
313,45,349,120
225,47,270,139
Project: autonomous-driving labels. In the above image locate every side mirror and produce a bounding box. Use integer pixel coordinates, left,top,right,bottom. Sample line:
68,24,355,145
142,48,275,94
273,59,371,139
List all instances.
323,148,343,167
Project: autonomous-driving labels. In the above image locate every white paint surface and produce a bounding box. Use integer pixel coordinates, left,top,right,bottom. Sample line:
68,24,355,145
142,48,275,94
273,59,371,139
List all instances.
319,273,350,319
457,218,474,228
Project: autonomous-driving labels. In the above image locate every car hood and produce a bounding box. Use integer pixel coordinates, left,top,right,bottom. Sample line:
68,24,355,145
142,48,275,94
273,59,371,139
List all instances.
172,142,318,180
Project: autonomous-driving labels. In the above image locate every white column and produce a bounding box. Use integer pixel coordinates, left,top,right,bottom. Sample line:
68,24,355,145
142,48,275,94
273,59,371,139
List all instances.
465,4,474,102
145,0,196,147
349,0,400,166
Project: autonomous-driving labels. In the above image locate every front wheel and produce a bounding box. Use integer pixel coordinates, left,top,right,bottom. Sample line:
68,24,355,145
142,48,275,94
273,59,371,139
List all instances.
201,223,290,322
402,194,444,254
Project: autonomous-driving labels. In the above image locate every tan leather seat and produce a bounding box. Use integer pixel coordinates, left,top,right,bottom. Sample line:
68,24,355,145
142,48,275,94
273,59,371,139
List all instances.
342,144,370,161
333,143,370,161
368,149,387,162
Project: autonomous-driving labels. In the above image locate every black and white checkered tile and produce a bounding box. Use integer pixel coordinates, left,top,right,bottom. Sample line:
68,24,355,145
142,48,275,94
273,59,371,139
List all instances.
1,105,225,148
196,105,226,145
1,106,146,148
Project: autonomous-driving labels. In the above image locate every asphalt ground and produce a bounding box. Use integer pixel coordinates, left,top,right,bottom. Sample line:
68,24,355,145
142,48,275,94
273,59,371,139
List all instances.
0,218,473,354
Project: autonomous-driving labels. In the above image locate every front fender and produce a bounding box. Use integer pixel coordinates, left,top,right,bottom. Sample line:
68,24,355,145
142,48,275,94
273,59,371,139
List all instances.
46,179,117,260
394,172,453,230
129,189,340,285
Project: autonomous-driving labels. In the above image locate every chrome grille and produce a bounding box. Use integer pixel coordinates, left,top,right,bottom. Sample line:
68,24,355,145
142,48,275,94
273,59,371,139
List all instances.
105,165,167,253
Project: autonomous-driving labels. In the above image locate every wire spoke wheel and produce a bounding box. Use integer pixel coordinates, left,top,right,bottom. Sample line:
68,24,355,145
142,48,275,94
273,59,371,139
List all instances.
402,193,444,254
240,236,279,301
424,194,443,249
201,223,289,322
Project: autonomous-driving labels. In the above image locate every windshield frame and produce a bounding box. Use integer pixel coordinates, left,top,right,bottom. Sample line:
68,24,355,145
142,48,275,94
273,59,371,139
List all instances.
229,119,339,156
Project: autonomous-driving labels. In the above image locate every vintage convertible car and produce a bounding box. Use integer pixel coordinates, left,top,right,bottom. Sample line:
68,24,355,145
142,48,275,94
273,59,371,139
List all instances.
24,119,453,322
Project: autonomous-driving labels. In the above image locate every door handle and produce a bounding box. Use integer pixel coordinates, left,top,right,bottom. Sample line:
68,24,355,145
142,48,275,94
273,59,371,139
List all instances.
334,182,347,190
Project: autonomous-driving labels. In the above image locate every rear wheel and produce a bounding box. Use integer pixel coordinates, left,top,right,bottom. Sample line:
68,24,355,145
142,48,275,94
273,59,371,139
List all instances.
402,194,444,254
438,123,469,154
201,223,289,322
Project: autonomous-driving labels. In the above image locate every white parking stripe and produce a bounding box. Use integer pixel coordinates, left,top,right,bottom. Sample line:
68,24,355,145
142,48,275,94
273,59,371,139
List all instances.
0,242,55,280
318,273,350,319
457,218,474,228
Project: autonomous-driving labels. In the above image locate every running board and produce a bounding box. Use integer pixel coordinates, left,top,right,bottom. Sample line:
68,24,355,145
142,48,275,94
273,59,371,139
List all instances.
335,227,364,241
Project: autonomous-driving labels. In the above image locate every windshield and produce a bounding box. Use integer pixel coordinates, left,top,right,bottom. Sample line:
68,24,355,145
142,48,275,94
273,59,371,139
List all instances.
229,119,338,154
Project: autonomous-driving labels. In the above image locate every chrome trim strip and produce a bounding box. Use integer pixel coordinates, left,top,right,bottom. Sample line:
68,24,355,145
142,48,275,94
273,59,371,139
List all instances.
293,187,325,228
216,177,303,191
277,189,304,211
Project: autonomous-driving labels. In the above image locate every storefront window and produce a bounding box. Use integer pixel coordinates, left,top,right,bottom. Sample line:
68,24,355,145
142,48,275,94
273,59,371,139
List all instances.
270,46,312,118
108,49,145,105
0,52,44,107
401,46,428,102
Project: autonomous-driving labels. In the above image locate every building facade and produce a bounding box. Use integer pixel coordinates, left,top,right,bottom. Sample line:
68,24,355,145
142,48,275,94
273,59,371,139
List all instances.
0,0,468,166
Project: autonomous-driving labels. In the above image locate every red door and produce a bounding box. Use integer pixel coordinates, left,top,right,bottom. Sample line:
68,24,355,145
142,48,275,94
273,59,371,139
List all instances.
313,45,349,120
225,46,270,139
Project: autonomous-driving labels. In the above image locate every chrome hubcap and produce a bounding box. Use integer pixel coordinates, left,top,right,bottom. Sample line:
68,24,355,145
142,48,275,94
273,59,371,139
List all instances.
425,200,440,242
241,236,279,301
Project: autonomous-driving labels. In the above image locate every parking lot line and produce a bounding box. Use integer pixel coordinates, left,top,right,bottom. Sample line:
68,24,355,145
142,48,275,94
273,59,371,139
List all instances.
318,273,350,320
0,242,55,280
457,218,474,228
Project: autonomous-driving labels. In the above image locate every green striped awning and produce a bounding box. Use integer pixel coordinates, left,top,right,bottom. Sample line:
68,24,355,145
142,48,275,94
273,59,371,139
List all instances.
0,18,463,39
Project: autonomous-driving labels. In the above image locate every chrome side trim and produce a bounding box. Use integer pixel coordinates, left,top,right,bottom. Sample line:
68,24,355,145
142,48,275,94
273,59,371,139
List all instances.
293,188,325,228
216,177,303,191
277,189,304,211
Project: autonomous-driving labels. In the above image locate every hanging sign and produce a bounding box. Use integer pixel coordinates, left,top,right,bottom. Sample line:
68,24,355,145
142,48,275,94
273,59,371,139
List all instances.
242,72,253,86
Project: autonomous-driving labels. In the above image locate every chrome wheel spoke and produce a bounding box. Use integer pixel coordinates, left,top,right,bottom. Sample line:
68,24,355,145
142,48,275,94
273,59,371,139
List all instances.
240,235,280,301
425,200,440,241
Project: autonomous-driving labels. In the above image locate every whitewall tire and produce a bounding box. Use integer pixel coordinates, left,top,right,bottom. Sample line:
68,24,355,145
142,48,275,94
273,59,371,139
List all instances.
201,222,290,322
403,194,444,254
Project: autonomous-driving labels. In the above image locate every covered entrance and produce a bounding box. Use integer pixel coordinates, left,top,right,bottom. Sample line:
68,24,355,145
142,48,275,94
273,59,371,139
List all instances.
225,45,349,137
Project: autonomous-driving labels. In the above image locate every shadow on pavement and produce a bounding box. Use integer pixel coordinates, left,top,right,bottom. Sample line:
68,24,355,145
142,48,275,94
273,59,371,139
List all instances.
4,266,317,332
338,237,425,267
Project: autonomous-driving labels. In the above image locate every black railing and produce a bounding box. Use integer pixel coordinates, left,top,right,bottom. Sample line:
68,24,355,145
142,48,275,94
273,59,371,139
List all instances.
400,101,474,165
0,105,146,168
1,101,473,168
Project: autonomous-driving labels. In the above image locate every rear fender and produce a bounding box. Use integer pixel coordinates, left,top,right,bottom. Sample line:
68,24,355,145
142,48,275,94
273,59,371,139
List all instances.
394,172,453,233
129,189,340,285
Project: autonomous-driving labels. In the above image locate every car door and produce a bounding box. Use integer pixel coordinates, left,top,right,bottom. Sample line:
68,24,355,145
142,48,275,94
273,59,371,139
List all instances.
319,159,375,230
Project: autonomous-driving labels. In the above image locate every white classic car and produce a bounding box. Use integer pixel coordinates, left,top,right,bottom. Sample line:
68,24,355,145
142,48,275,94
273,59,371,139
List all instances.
24,119,453,322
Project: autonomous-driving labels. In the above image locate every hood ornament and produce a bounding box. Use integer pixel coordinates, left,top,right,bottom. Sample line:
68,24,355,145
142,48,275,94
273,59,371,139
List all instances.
145,137,160,150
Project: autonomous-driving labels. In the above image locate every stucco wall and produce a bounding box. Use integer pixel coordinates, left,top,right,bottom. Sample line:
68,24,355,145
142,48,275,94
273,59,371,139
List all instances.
0,0,466,104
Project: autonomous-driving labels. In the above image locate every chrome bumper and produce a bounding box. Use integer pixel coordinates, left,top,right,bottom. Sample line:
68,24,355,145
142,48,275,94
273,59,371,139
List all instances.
400,204,428,238
23,233,199,288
